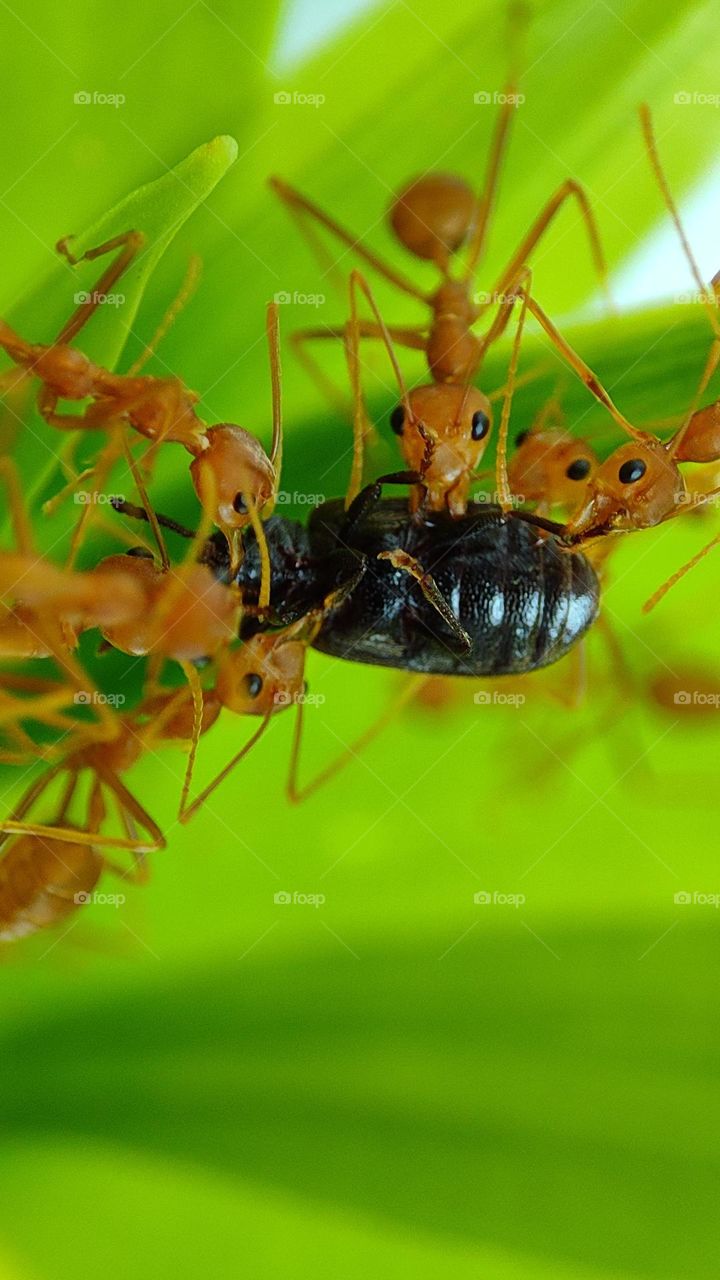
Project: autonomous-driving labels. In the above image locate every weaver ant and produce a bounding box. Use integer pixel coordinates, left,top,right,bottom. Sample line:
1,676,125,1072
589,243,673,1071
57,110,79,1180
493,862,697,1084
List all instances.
271,6,609,507
0,674,230,941
487,108,720,614
0,233,284,576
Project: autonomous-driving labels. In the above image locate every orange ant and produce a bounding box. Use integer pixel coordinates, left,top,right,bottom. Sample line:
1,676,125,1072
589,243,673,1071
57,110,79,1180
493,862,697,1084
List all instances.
0,233,284,574
270,6,610,505
504,381,600,520
486,108,720,613
0,676,229,941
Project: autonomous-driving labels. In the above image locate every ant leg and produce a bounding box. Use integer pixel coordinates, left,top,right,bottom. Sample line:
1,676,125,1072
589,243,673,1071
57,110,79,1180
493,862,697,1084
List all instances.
266,302,283,482
290,322,425,447
269,177,426,303
344,270,419,506
177,661,204,821
463,0,528,277
120,434,169,570
287,673,428,803
478,180,611,315
486,360,553,405
642,520,720,614
55,230,146,346
341,470,421,539
376,548,471,652
127,255,202,376
0,319,37,367
92,764,165,853
0,762,64,849
495,278,530,512
179,709,274,823
0,456,34,553
640,105,720,338
66,429,126,568
521,291,641,439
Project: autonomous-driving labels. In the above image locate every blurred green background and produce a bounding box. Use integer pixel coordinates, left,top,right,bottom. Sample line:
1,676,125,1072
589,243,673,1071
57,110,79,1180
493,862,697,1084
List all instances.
1,1,720,1276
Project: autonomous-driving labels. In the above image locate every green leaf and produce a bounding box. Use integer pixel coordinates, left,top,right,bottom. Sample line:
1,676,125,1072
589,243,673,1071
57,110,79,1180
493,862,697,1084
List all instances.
2,3,720,1279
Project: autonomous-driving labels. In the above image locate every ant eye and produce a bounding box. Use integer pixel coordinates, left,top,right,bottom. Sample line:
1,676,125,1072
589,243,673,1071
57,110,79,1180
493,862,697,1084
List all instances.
233,493,248,514
242,673,263,698
471,410,490,441
126,546,154,559
390,405,405,435
618,458,647,485
515,430,529,448
566,458,591,481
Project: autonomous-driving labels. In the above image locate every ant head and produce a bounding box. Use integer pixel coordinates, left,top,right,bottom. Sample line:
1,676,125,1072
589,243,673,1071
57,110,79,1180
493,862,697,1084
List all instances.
95,555,238,661
565,436,684,538
215,633,306,717
390,384,492,502
389,173,476,268
190,424,276,534
508,428,598,512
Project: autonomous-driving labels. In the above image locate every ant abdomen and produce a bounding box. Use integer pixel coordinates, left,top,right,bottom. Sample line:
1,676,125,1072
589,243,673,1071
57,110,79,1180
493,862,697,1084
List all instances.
389,173,477,265
0,832,102,941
